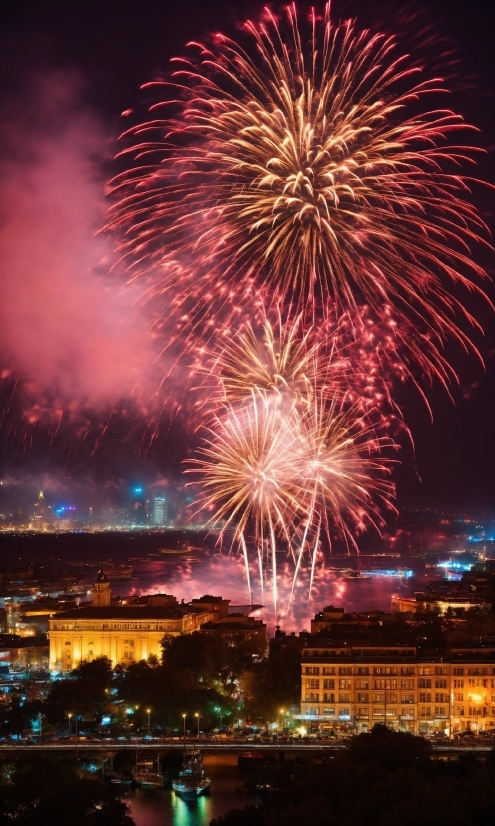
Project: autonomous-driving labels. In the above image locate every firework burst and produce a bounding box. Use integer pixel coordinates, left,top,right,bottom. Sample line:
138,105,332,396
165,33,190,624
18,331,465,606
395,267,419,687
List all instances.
189,389,396,610
108,1,490,381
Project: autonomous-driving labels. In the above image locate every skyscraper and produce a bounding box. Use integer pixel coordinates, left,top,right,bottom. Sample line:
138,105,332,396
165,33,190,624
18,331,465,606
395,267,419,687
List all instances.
154,494,167,526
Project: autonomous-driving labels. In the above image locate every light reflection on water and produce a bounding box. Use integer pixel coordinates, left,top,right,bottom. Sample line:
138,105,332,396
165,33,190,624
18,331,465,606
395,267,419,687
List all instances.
124,755,243,826
113,547,433,632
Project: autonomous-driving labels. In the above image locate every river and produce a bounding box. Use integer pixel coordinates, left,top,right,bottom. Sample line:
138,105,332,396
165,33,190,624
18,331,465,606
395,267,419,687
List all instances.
124,754,246,826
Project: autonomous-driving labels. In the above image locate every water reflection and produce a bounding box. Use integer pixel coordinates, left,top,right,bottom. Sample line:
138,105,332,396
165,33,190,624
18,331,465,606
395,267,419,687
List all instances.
170,793,211,826
125,755,242,826
113,545,431,632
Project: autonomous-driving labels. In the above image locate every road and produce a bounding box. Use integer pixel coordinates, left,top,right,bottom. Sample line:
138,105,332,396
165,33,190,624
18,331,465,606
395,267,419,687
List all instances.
0,739,492,754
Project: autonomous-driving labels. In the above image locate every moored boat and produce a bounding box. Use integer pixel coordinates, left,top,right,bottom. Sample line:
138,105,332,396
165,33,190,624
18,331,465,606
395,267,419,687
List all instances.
172,748,210,798
132,757,163,788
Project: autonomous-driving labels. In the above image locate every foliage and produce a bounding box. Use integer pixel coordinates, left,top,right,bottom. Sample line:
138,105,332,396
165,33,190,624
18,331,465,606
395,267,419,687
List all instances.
211,729,495,826
242,637,301,722
0,754,135,825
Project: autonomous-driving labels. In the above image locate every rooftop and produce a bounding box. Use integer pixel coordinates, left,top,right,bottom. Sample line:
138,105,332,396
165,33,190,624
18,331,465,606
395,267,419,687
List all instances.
51,606,195,620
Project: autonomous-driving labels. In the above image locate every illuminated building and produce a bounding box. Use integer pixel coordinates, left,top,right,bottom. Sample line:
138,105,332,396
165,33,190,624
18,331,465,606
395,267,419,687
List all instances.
153,494,167,526
48,568,215,671
297,642,495,736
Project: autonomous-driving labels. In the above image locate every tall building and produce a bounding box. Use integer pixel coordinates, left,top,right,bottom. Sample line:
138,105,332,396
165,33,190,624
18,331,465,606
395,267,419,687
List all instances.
131,486,148,526
154,494,167,526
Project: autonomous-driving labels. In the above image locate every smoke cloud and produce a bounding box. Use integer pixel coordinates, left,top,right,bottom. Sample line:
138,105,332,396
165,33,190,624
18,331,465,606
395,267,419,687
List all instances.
0,71,158,408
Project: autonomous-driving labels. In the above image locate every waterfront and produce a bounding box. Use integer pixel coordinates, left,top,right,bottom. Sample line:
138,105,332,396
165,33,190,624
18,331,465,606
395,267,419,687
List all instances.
0,527,482,630
123,754,243,826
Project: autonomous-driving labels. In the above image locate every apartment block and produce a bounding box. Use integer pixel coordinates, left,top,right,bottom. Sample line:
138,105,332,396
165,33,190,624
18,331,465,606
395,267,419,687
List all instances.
297,642,495,736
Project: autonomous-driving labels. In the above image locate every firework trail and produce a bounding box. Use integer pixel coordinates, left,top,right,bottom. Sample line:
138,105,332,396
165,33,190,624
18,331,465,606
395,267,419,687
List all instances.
189,388,396,611
108,1,491,384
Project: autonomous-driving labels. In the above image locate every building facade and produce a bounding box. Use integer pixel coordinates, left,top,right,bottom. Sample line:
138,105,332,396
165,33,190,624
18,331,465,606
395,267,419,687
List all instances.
48,569,213,671
298,642,495,736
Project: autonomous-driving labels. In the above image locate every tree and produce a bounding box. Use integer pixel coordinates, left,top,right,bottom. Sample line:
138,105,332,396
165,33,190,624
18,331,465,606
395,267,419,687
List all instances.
0,754,135,825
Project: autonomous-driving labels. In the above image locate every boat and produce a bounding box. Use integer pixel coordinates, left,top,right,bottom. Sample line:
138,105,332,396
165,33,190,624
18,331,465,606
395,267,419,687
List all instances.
237,752,276,769
160,547,192,555
101,563,134,580
105,771,133,786
172,748,210,798
132,757,163,788
342,570,372,580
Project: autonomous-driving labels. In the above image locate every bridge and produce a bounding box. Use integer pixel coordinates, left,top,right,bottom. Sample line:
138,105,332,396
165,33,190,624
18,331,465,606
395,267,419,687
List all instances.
0,739,492,755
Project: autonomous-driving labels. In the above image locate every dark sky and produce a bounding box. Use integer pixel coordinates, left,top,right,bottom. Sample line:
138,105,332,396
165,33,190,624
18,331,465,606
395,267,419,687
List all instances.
0,0,493,511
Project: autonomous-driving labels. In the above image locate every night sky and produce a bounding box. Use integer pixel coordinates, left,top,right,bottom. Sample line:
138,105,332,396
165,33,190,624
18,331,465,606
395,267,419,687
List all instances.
0,0,493,512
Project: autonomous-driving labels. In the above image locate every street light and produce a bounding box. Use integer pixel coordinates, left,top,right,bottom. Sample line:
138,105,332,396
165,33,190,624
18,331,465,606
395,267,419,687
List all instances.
182,714,186,740
195,712,200,738
279,708,285,735
146,708,151,737
68,713,72,736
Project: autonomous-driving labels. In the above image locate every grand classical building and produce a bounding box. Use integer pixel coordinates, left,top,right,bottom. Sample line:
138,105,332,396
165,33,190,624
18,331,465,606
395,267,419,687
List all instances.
48,568,214,671
297,641,495,736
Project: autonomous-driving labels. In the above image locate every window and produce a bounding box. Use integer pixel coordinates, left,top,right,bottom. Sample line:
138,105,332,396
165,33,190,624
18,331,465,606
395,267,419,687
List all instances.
339,679,352,690
471,707,484,716
420,707,432,717
306,708,318,716
373,693,384,703
372,707,385,718
357,693,369,703
468,667,488,675
322,667,336,675
435,667,448,675
339,708,351,718
401,667,415,676
88,650,93,657
435,706,446,717
402,708,414,718
374,680,397,690
307,679,320,690
357,707,369,718
323,693,335,703
305,666,320,675
123,651,134,660
435,693,448,703
64,641,71,646
322,707,335,716
454,692,464,702
401,694,415,704
419,693,431,703
418,679,431,689
418,667,432,676
453,668,464,675
435,679,448,689
339,667,353,675
124,639,134,647
374,667,397,676
323,679,335,690
356,667,369,676
356,679,369,689
400,680,415,690
305,693,319,702
339,693,351,702
454,679,464,688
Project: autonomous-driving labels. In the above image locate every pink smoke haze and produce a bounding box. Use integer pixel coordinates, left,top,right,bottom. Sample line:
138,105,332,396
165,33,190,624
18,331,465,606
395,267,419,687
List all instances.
115,551,418,632
0,72,158,412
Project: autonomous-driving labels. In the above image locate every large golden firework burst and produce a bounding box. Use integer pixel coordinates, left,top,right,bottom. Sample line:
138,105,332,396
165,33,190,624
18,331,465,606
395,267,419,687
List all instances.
109,2,490,366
